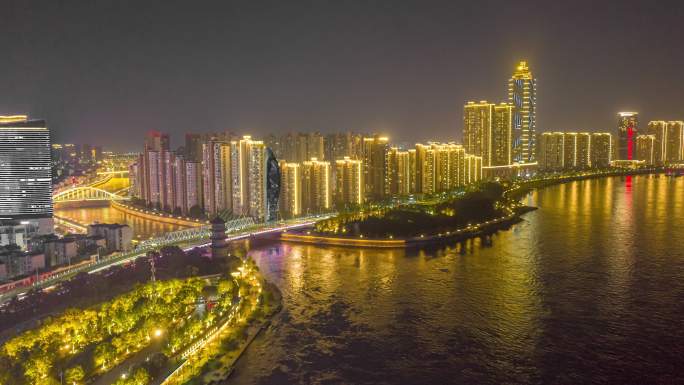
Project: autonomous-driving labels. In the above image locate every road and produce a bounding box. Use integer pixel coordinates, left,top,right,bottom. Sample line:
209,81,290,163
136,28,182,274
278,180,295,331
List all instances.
0,216,326,306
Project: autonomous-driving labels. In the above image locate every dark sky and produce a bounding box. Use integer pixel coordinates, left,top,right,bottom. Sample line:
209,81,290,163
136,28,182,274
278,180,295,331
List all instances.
1,0,683,151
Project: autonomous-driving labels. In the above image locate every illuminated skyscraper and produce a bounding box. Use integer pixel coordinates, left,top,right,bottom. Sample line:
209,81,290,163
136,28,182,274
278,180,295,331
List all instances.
463,101,493,164
636,135,656,165
247,140,266,220
647,121,667,164
408,149,417,193
185,161,202,213
666,121,684,162
301,158,331,214
202,141,232,216
387,148,411,196
575,133,591,169
493,103,514,166
415,142,469,193
465,154,483,184
464,101,513,167
562,133,577,169
229,136,276,221
362,135,389,200
650,120,684,163
617,112,638,160
508,61,537,163
265,148,280,222
590,133,612,168
279,162,301,218
538,132,565,170
539,131,612,170
141,131,170,205
0,116,53,234
335,157,363,207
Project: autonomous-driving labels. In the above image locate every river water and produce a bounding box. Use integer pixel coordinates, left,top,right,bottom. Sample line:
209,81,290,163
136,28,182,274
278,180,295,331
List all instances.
228,175,684,384
54,204,184,241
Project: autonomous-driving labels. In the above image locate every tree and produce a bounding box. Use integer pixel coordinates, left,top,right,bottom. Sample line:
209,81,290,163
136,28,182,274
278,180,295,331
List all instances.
188,205,204,219
64,365,85,385
93,342,116,370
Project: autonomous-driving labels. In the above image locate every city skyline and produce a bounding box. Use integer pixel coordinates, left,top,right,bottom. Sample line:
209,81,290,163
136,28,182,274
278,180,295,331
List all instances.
2,1,683,151
2,3,684,385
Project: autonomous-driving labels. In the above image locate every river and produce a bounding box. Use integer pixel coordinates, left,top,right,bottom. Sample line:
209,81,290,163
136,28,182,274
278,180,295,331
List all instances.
54,204,185,241
228,175,684,384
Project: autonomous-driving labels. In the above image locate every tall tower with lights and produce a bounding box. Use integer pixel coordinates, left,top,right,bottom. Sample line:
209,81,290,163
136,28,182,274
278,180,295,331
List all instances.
617,112,638,160
508,61,537,163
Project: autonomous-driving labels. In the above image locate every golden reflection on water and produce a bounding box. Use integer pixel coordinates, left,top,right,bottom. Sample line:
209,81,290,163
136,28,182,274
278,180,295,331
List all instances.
232,175,684,384
54,204,185,239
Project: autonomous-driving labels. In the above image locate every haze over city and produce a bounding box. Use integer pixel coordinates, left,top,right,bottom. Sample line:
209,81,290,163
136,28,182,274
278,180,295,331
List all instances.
2,0,683,150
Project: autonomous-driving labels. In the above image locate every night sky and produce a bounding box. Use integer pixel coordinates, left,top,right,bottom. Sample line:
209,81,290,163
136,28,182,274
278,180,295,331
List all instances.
1,0,683,151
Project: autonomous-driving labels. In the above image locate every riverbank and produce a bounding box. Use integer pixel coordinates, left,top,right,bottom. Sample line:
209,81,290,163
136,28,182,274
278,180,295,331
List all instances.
281,205,535,248
504,167,663,200
284,168,662,249
111,200,207,228
154,276,283,385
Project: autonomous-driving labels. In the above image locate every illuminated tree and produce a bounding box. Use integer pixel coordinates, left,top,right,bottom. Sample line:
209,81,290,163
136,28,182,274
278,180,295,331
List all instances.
64,365,85,385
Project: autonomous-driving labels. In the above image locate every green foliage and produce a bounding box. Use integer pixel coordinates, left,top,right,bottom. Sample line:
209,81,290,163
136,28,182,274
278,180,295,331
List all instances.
113,367,151,385
316,182,507,238
0,275,241,385
64,365,85,385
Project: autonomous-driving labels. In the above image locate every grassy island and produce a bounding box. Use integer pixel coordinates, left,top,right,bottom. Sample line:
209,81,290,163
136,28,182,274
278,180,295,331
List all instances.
314,182,517,239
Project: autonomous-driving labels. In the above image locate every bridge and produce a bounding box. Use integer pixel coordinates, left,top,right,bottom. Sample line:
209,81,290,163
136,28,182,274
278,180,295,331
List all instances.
53,186,130,203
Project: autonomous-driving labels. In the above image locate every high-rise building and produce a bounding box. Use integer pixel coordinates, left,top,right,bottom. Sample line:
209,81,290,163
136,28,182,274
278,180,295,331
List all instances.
562,133,577,168
644,120,684,164
617,112,638,160
141,131,170,205
647,121,667,164
463,101,513,167
539,131,612,170
463,101,493,164
665,121,684,162
301,158,331,214
387,148,411,196
247,138,266,220
538,132,565,171
202,141,232,216
576,133,591,169
279,162,301,218
362,136,389,200
508,61,537,163
414,142,469,194
0,116,53,234
335,157,363,207
493,103,514,166
226,136,279,222
408,149,417,193
325,132,363,163
590,133,612,168
636,135,656,165
465,154,483,184
276,132,326,163
265,148,280,222
185,161,202,212
184,133,204,162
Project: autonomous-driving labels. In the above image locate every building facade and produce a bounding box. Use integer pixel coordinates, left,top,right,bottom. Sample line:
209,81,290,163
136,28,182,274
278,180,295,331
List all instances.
0,116,53,235
335,157,364,208
617,112,638,160
362,136,389,201
508,61,537,163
